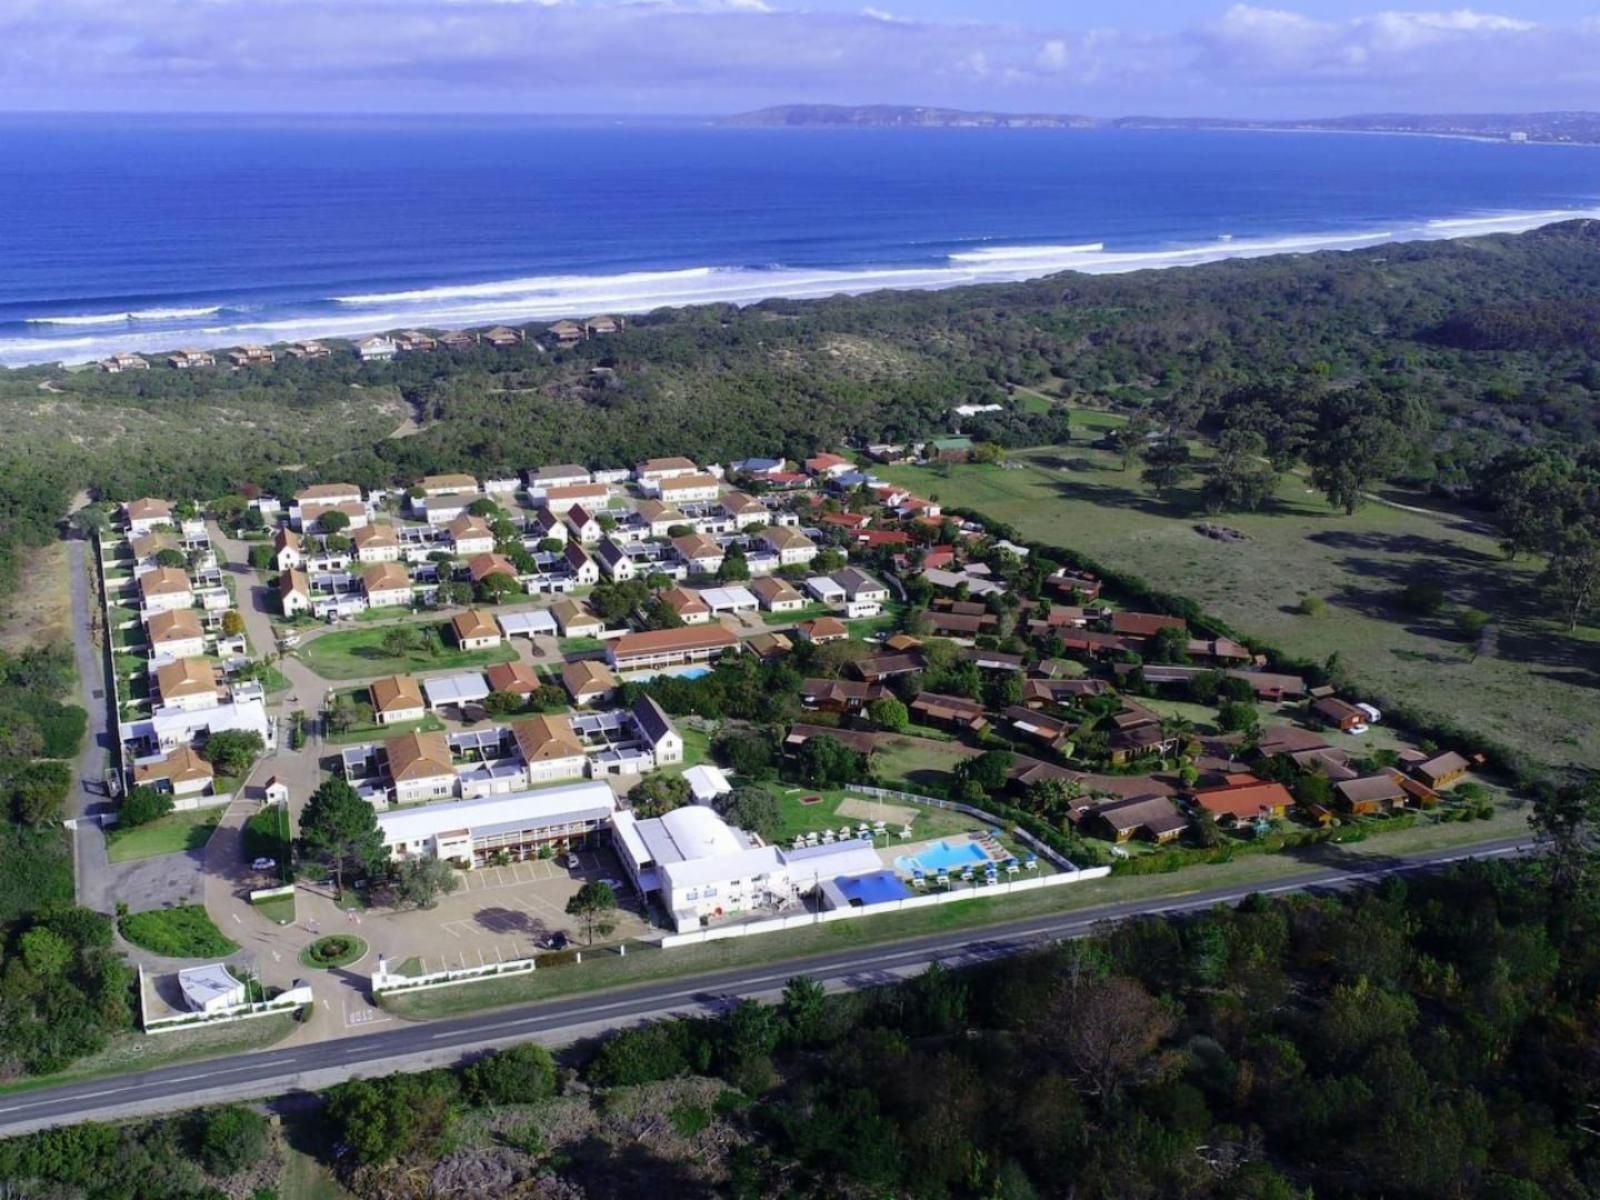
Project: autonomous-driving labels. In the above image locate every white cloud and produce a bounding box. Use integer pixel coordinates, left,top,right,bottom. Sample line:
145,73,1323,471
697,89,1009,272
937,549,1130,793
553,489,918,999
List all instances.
0,1,1590,115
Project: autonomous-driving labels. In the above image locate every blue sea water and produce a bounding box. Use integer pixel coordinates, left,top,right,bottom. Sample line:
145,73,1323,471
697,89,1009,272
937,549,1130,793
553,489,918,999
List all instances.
1,114,1597,366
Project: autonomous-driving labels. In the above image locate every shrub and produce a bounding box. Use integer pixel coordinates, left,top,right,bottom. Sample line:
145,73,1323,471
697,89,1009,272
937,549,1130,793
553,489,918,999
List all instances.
119,785,174,829
118,905,239,958
463,1043,556,1107
194,1104,269,1175
1297,594,1326,617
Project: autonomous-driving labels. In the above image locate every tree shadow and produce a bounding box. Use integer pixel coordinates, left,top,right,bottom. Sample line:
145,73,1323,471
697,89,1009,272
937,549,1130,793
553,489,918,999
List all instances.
473,906,543,936
562,1134,712,1200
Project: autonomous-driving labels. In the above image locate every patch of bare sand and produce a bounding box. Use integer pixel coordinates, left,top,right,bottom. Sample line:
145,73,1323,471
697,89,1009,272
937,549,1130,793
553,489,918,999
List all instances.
0,539,71,652
837,796,918,826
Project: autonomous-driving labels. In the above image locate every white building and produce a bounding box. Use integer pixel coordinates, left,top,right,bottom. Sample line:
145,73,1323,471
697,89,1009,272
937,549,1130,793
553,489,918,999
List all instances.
611,806,880,931
357,336,397,361
376,781,618,867
683,764,733,806
179,963,247,1014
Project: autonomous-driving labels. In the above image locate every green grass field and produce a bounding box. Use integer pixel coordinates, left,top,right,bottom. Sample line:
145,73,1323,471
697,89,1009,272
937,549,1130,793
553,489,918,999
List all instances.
119,904,239,958
106,807,222,862
297,623,517,681
870,733,980,793
882,445,1600,773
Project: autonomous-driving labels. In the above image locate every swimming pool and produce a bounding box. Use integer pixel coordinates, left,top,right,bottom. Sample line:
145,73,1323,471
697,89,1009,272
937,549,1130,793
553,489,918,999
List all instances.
895,839,991,875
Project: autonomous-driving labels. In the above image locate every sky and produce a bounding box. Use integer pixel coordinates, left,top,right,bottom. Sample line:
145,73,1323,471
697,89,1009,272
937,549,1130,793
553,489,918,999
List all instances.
3,0,1598,117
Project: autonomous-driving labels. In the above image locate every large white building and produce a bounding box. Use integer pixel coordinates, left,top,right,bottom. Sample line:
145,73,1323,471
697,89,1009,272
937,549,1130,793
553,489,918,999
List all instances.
611,806,881,931
376,781,618,868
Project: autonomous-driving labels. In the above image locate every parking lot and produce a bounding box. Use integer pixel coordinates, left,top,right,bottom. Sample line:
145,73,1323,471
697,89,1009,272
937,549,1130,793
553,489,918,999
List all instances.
365,846,655,977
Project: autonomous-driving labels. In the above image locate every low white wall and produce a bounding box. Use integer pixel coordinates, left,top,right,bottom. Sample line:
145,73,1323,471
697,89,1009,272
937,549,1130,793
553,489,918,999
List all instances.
659,866,1112,948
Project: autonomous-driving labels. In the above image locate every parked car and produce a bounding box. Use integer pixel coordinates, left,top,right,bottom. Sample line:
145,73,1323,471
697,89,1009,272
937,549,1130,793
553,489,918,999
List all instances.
251,857,277,871
542,931,569,951
565,853,580,870
599,877,625,893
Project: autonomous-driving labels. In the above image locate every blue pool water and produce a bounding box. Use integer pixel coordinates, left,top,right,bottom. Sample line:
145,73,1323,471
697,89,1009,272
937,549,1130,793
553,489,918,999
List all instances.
897,840,991,875
675,666,711,680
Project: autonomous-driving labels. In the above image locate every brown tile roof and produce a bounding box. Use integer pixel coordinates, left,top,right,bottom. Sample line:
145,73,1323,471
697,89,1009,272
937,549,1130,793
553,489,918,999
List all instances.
562,659,617,696
659,472,720,492
447,514,492,542
126,497,172,522
451,609,500,642
352,523,399,548
660,587,710,617
279,568,310,598
611,624,738,658
785,723,877,754
638,456,699,474
369,675,424,714
485,660,539,695
797,616,849,641
421,473,479,492
146,608,204,645
1193,779,1294,821
511,715,585,763
760,526,814,552
386,730,453,781
294,482,360,502
751,576,802,604
468,552,518,583
672,533,723,560
155,657,218,700
1110,612,1188,638
361,562,411,593
138,566,192,599
133,745,214,788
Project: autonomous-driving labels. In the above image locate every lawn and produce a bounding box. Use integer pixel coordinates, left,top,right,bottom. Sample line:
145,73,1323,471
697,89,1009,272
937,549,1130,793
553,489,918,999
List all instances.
558,636,606,655
243,803,293,869
760,603,835,626
357,605,417,622
871,733,980,793
382,804,1529,1023
119,904,240,958
297,623,517,680
881,446,1600,773
846,601,907,641
106,807,222,862
657,726,712,776
253,892,296,926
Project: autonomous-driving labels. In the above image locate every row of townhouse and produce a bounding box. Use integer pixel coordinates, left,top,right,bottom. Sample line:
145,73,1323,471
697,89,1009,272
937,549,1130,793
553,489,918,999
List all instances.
339,694,682,807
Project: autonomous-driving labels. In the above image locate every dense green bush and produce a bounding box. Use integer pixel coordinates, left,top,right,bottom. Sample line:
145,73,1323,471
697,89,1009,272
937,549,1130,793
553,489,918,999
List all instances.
461,1042,557,1107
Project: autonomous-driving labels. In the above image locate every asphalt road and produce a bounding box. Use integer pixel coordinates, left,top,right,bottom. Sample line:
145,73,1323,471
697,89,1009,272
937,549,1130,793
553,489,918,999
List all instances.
64,536,115,912
0,832,1532,1136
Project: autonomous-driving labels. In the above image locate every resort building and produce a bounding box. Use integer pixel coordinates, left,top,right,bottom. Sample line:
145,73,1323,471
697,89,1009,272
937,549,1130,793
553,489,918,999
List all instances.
369,675,426,726
376,781,618,868
361,562,413,609
145,608,207,660
351,523,401,563
762,526,819,567
451,609,502,650
608,624,740,673
385,731,456,805
562,660,618,706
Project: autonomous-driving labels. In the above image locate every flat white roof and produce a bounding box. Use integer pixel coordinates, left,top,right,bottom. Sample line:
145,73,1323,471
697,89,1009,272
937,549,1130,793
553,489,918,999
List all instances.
683,764,732,802
661,844,784,891
698,585,758,611
498,609,558,636
805,576,845,597
423,671,491,707
376,781,617,846
178,963,243,1009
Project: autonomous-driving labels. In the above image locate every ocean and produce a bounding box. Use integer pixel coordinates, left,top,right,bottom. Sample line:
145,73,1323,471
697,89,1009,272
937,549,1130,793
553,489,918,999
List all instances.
1,114,1597,367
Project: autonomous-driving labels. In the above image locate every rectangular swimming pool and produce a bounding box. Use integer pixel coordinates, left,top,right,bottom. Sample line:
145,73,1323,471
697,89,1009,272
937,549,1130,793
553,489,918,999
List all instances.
896,839,990,875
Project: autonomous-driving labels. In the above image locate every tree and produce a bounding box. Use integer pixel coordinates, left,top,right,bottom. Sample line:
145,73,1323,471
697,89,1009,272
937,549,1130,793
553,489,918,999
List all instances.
796,735,866,788
1041,970,1175,1108
536,536,564,554
153,547,186,569
68,507,110,537
629,772,690,818
957,749,1014,793
1217,701,1260,733
1542,527,1600,632
392,855,461,909
318,509,351,534
475,572,522,603
866,695,909,731
1119,410,1156,471
381,625,424,658
1304,390,1413,515
201,729,264,777
718,545,750,583
1530,774,1600,902
195,1104,269,1175
780,975,831,1046
1398,580,1446,616
248,544,275,571
9,760,71,825
220,609,245,637
715,728,779,779
719,787,781,841
300,777,387,896
482,689,523,717
1202,429,1279,513
119,785,174,829
462,1043,556,1107
971,441,1005,465
566,881,618,945
435,580,473,607
19,926,73,978
1139,437,1195,498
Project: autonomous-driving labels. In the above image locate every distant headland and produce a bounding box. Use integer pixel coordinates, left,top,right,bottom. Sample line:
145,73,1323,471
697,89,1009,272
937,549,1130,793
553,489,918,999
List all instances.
722,104,1600,145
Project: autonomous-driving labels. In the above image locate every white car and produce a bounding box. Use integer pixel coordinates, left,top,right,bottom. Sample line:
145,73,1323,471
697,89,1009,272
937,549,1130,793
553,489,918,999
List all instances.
251,857,277,871
1356,702,1383,724
565,853,580,870
1346,722,1370,736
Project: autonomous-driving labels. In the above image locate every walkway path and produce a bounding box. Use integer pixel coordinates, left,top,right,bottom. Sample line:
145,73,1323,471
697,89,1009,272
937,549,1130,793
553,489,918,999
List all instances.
65,536,114,913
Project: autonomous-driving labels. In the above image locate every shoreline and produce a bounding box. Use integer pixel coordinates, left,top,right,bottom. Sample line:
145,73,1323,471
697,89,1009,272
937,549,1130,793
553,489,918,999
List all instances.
4,205,1597,370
